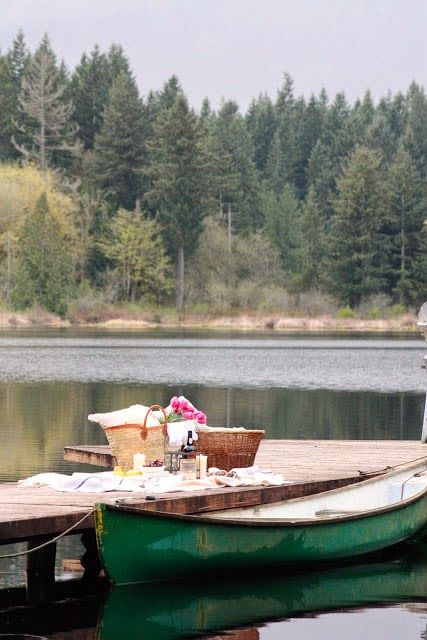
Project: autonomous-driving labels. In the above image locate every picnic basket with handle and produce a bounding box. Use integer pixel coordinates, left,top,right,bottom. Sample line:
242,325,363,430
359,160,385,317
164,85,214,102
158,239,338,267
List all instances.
103,404,167,471
196,428,265,471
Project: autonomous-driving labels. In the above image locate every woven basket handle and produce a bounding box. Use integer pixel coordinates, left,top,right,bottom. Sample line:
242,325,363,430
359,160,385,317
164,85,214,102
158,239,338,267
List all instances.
140,404,168,441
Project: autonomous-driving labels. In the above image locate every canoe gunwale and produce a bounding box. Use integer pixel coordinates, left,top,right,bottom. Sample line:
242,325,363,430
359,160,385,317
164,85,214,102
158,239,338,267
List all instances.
104,475,427,528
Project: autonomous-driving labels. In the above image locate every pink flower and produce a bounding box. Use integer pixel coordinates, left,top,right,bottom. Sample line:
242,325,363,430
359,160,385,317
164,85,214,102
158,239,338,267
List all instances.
177,396,194,412
170,396,181,412
194,411,207,424
168,395,206,424
182,410,195,420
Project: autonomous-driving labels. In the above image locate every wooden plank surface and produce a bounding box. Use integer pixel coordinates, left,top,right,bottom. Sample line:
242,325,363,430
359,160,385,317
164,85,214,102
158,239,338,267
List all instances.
64,439,427,480
0,439,425,544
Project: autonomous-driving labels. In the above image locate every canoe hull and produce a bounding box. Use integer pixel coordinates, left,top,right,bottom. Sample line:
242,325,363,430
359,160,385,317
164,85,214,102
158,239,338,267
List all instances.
95,489,427,584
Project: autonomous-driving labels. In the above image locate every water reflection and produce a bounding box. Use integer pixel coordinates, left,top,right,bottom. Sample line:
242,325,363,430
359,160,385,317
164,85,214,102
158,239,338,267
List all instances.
97,542,427,640
0,382,423,481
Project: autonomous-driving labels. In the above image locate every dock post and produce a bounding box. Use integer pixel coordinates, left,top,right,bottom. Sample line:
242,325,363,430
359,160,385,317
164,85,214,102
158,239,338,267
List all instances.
80,530,102,583
417,303,427,444
26,535,57,603
422,390,427,444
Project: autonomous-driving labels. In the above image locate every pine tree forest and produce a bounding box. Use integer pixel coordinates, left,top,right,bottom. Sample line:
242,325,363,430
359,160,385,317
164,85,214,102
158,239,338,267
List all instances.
0,32,426,322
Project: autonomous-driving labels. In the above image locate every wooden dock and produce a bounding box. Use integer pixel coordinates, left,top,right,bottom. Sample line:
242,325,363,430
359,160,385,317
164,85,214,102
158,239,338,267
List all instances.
1,439,425,543
0,439,425,600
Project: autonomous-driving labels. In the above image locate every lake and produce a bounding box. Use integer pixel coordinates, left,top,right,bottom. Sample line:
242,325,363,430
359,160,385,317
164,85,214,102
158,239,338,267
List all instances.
0,327,426,638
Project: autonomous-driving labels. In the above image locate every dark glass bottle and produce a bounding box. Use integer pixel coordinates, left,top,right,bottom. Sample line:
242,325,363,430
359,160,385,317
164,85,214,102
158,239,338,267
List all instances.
180,430,197,479
181,430,196,458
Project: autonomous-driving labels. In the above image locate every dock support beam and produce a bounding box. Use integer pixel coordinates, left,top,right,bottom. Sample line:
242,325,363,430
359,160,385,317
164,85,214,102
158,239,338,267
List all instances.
26,535,56,604
422,394,427,444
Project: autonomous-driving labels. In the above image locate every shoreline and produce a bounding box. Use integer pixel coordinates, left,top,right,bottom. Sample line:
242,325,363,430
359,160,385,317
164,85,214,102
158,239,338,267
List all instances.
0,310,422,334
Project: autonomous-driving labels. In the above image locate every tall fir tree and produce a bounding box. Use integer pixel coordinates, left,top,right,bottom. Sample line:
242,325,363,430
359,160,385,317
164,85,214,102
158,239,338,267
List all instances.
262,183,303,285
93,71,146,210
71,46,111,150
386,147,424,304
0,30,30,160
266,73,298,194
12,36,79,170
146,93,207,311
245,93,276,180
12,192,73,315
208,100,260,232
0,54,16,159
299,186,327,291
328,147,388,307
403,83,427,177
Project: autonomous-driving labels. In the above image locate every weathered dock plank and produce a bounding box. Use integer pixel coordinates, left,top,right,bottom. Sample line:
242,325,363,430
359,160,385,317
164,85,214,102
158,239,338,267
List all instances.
65,439,427,480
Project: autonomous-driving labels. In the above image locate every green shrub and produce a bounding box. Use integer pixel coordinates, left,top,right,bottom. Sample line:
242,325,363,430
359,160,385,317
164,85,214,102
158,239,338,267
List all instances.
390,303,406,317
336,306,356,319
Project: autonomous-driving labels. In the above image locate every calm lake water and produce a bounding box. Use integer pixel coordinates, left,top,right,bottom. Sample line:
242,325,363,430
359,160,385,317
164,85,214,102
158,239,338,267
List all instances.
0,327,426,638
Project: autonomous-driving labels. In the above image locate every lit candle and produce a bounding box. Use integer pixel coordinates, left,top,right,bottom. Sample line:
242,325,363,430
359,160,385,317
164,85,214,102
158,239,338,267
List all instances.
199,454,208,479
133,452,146,471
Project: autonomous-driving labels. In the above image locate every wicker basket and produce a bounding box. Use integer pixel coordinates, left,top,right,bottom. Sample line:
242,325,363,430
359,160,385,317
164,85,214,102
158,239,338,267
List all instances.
197,428,265,471
104,405,167,471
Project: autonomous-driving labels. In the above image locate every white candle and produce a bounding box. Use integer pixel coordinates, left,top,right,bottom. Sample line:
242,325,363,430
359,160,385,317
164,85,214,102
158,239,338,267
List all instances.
199,454,208,479
133,452,146,471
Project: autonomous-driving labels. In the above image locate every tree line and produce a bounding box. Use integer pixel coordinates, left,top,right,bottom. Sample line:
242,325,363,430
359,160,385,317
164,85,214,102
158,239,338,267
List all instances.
0,30,426,318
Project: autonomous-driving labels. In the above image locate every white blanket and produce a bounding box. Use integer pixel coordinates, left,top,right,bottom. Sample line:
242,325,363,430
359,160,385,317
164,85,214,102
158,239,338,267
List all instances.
18,467,288,494
88,404,162,429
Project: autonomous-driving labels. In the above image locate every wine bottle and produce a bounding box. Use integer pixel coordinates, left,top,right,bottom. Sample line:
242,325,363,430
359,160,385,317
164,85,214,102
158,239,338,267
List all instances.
179,430,197,479
181,430,196,458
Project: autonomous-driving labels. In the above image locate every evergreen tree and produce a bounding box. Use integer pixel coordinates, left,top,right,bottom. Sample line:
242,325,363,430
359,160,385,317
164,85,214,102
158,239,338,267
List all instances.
107,44,132,81
299,186,327,291
307,92,353,223
368,92,407,165
12,192,73,315
93,71,146,210
0,31,30,160
266,73,297,193
328,147,387,307
245,93,276,180
71,46,111,149
262,184,303,285
404,83,427,177
208,100,261,232
13,36,79,170
413,219,427,305
347,90,375,147
8,30,30,85
0,54,16,159
386,147,424,304
146,93,207,311
292,94,325,198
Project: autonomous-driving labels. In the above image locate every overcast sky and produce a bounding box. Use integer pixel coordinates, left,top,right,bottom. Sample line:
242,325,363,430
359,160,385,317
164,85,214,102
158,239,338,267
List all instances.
1,0,426,111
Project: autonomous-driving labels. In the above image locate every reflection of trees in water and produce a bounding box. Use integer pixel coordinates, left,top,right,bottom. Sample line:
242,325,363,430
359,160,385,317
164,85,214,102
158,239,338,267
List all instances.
194,386,424,440
0,381,424,480
422,623,426,640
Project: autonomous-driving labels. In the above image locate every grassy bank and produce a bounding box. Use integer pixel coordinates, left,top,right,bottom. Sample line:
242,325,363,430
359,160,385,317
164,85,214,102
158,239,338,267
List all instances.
0,305,421,334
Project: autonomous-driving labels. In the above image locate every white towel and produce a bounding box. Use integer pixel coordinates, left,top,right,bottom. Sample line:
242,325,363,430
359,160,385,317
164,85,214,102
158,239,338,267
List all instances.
18,467,287,494
88,404,161,429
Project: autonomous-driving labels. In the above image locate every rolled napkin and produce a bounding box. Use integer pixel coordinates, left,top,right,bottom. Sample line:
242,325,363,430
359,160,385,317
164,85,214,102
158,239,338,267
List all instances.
88,404,161,429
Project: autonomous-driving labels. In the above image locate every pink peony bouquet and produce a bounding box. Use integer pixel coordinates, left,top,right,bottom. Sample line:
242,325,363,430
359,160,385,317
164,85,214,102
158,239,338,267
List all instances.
167,395,207,425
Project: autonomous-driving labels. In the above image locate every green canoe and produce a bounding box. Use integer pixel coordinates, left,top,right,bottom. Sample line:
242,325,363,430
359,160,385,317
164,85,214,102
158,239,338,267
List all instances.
97,542,427,640
95,460,427,585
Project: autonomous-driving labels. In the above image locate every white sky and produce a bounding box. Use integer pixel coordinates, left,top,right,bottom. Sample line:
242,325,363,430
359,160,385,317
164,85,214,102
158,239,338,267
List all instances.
1,0,426,111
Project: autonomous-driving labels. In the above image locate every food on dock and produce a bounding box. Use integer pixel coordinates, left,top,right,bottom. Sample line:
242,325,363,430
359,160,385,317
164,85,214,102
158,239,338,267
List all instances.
113,466,142,477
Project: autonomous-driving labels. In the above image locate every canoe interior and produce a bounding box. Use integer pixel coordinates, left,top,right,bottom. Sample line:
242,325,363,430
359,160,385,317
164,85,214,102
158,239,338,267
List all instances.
207,462,427,522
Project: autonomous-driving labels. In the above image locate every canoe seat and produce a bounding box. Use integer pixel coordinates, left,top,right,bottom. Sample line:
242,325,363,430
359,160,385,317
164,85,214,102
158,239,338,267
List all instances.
315,508,362,518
